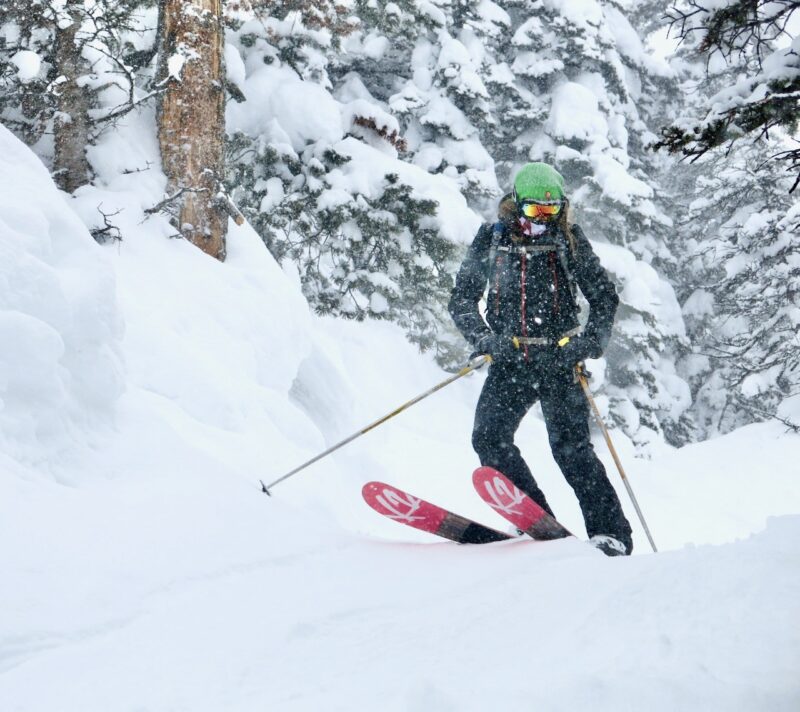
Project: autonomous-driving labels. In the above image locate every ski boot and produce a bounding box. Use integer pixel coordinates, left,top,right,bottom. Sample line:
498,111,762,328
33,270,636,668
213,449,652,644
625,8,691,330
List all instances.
590,535,629,557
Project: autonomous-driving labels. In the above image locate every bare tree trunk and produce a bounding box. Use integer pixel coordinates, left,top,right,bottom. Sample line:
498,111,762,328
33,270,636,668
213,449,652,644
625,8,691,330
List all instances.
53,0,92,193
156,0,227,261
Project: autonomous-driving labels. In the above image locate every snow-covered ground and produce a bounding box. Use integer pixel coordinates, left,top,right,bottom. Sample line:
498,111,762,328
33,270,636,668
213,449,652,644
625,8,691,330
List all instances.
1,125,799,711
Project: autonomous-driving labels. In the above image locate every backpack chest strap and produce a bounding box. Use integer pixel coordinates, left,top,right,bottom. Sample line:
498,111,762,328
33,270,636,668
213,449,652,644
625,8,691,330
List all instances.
486,223,577,300
496,244,560,255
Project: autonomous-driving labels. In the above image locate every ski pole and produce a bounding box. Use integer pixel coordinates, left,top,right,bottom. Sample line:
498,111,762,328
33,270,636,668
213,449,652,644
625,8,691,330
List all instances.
261,354,492,495
576,366,658,553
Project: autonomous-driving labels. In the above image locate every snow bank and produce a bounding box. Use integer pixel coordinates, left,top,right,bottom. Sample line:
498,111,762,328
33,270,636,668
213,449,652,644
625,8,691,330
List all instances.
2,499,798,711
0,113,353,703
0,125,123,468
66,105,319,498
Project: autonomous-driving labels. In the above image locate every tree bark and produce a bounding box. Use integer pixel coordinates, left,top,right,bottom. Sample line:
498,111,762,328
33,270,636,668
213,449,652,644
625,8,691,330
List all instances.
156,0,227,260
52,0,92,193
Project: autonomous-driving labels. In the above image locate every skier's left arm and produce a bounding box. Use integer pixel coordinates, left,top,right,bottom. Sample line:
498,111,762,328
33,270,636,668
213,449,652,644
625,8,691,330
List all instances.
570,224,619,357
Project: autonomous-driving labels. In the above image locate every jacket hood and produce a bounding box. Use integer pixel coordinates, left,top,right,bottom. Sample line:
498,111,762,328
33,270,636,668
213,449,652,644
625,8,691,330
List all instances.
498,193,517,226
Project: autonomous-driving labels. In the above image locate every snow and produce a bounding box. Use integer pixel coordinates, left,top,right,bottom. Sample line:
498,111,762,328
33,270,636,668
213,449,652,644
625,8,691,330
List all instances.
166,53,186,81
227,64,344,150
225,47,484,250
513,51,565,78
681,24,800,152
683,288,715,319
2,13,800,708
546,82,656,208
340,98,401,154
224,42,246,95
547,82,610,144
0,124,798,711
591,153,653,204
329,137,481,245
344,31,390,61
10,50,41,82
418,0,447,27
604,5,672,78
419,94,474,141
475,0,510,31
0,124,123,466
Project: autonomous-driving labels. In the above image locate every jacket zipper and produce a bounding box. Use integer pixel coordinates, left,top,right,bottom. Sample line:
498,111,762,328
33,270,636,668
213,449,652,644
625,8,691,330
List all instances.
550,252,559,314
520,252,529,361
494,255,502,315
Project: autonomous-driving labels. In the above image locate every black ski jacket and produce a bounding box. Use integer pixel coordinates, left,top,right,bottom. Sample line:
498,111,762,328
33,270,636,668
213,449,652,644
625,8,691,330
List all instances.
448,219,619,352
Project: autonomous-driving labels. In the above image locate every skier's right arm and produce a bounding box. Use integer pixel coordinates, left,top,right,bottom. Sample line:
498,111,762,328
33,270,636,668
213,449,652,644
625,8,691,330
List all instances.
448,225,493,347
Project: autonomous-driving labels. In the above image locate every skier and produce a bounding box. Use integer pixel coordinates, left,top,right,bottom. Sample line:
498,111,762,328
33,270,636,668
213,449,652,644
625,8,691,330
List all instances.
448,162,633,556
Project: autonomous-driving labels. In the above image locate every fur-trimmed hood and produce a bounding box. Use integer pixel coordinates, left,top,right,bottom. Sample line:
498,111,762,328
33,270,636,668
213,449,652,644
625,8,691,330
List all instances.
498,193,517,226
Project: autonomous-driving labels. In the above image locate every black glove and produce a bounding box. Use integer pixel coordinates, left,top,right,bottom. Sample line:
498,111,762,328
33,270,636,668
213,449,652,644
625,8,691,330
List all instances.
470,333,519,362
555,335,601,369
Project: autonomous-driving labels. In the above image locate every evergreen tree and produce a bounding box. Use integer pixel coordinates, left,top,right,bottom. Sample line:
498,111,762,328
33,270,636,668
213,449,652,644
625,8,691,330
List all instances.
677,149,799,436
225,5,464,357
657,0,800,192
339,0,501,209
0,0,147,191
659,0,800,436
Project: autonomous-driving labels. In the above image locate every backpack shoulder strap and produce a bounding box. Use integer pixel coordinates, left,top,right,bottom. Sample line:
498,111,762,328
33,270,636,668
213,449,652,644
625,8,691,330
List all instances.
557,246,578,299
556,228,578,299
487,221,506,275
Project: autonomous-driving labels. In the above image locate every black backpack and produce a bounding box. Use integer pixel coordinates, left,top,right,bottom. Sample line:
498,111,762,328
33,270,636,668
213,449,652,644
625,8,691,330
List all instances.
486,221,578,302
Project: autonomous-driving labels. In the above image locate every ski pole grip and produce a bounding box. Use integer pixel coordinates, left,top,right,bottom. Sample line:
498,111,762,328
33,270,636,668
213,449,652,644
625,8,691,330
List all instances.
467,354,492,371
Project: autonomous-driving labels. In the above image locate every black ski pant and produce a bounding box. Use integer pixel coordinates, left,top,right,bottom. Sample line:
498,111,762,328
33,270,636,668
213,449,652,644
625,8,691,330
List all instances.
471,356,633,552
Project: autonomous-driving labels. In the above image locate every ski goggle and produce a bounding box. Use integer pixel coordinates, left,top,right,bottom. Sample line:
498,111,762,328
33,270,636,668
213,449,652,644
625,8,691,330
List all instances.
518,201,562,218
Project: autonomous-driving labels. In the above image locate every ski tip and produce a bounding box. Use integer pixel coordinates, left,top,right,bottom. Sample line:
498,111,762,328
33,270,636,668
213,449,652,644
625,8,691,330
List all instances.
472,466,507,486
362,481,390,498
260,480,271,496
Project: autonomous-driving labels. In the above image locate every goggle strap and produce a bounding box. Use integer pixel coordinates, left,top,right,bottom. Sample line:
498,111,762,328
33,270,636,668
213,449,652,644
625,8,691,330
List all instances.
520,199,563,207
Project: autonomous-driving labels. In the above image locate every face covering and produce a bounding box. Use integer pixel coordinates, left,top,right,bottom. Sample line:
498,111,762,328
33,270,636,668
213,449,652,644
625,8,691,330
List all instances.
518,217,548,236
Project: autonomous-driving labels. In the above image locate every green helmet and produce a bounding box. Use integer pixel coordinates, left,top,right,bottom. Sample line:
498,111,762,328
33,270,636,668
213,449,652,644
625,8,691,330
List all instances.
513,163,565,204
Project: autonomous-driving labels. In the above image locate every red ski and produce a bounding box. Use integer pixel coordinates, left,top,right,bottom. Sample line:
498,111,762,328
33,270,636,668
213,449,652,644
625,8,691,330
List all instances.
472,467,572,541
362,481,512,544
